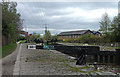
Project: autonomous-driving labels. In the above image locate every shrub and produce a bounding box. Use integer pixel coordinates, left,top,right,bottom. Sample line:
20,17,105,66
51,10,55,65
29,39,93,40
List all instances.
18,36,25,40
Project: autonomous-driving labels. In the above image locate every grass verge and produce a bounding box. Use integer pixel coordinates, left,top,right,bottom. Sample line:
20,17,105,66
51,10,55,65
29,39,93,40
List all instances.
2,43,17,58
114,47,120,49
19,40,26,44
0,47,2,58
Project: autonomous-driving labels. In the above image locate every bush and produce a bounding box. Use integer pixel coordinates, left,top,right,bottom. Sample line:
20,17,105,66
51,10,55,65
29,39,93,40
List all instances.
63,39,75,43
99,33,111,43
57,34,108,44
19,40,26,44
18,36,25,40
59,34,102,43
57,38,63,42
76,34,94,43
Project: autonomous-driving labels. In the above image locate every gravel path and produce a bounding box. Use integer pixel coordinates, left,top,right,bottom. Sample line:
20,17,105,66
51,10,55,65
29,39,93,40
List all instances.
15,43,93,75
1,44,20,75
12,43,118,75
0,59,2,77
0,43,118,76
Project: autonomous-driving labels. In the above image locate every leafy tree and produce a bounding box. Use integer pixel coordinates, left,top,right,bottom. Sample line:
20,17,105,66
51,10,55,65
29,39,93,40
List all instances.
51,34,58,44
29,32,42,43
30,32,36,42
51,34,57,40
1,1,23,44
35,34,41,39
44,30,51,41
110,16,120,42
99,14,120,42
99,12,111,33
79,34,91,43
101,32,111,43
18,36,25,40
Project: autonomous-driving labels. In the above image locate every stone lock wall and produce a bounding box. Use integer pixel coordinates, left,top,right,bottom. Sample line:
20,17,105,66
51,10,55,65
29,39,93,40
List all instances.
54,44,120,65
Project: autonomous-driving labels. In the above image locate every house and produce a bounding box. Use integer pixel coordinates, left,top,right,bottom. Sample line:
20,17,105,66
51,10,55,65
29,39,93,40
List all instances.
92,31,102,38
19,31,31,42
20,31,29,39
57,30,101,39
29,34,32,37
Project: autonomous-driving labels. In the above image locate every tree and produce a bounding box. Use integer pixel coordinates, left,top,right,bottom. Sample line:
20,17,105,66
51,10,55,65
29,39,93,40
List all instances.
110,16,120,42
29,32,42,43
44,30,51,41
30,32,36,42
78,34,92,43
111,16,119,31
18,36,25,40
99,12,111,33
35,34,41,39
99,13,120,43
51,34,58,44
2,1,23,44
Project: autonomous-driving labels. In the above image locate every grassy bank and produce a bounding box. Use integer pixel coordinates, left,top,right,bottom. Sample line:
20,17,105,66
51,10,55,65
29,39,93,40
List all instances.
19,40,26,44
2,43,17,58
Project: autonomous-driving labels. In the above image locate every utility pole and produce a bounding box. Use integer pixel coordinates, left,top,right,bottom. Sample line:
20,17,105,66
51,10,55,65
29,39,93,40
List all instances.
44,24,48,45
44,24,48,32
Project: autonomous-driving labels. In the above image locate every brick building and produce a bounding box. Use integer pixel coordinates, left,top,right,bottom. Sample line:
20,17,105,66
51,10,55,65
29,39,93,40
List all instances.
57,30,101,39
20,31,29,39
20,31,32,42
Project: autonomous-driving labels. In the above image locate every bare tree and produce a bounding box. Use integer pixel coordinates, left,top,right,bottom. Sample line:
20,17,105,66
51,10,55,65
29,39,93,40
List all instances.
99,12,111,33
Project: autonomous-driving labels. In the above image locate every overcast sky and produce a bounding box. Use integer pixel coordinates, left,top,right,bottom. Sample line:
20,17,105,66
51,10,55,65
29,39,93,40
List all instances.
16,2,118,35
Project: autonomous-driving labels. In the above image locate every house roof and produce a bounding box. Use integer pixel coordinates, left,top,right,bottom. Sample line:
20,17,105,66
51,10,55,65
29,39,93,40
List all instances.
20,31,28,34
58,30,92,36
92,31,101,35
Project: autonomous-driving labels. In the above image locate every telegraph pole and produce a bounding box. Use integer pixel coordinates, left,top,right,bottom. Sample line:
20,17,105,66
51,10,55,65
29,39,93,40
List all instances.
44,24,48,32
44,24,48,45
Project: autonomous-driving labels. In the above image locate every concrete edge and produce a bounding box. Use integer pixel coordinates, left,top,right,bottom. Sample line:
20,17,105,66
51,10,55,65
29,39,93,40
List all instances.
13,44,22,75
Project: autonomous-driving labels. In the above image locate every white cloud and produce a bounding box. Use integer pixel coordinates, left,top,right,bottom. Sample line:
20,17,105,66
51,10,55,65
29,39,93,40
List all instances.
51,15,62,18
7,0,119,2
23,27,85,32
23,27,56,31
58,7,117,22
17,2,118,34
36,12,45,16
